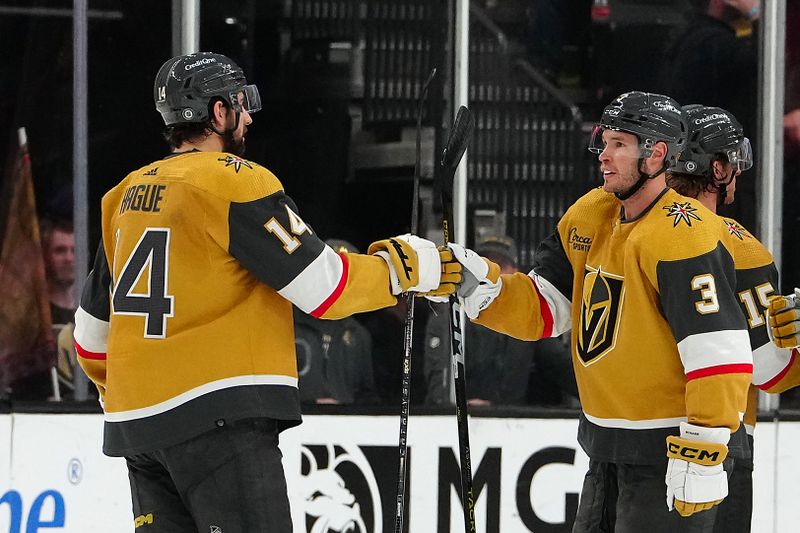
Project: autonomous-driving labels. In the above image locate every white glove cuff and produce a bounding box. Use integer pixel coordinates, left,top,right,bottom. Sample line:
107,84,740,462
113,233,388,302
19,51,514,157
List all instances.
375,250,403,295
413,245,442,293
679,422,730,445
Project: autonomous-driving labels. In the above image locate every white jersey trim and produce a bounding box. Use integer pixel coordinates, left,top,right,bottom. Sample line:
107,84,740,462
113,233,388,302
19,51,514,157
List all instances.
73,306,109,353
105,374,299,422
677,329,753,373
584,411,687,430
278,246,344,314
530,272,572,336
752,341,794,387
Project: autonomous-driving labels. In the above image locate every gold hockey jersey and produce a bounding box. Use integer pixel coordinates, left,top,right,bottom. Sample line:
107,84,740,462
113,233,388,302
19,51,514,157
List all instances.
723,217,800,439
475,187,753,463
74,151,395,456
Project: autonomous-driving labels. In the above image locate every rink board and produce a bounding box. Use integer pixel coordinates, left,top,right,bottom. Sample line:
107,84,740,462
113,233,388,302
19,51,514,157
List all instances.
0,413,796,533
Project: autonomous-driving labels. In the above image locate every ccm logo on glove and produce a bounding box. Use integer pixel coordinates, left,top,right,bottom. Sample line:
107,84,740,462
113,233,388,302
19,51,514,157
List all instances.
666,441,726,464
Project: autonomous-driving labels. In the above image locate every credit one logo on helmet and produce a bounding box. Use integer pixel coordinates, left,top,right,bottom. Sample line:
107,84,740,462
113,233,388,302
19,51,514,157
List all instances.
653,100,680,114
184,57,217,70
694,114,729,125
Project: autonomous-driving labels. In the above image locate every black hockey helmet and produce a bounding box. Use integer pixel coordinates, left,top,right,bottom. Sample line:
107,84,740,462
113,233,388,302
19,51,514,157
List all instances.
154,52,261,126
589,91,687,168
673,105,752,176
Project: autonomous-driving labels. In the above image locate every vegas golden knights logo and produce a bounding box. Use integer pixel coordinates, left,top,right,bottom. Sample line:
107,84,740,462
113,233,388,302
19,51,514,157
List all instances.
577,266,624,365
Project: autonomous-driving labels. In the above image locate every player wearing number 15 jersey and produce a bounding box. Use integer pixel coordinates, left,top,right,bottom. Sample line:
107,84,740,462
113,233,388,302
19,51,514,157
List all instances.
72,52,456,533
668,104,800,532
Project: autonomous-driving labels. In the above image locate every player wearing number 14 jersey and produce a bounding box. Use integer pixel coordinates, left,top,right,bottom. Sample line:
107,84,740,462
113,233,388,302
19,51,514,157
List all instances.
73,52,457,532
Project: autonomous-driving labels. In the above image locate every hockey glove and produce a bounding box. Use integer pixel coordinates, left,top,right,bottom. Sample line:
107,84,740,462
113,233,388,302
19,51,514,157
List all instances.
767,288,800,349
665,422,729,517
423,247,463,301
448,243,502,319
368,234,441,295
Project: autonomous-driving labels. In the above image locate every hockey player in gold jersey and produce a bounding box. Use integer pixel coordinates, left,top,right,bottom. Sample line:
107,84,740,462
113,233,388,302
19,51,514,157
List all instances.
668,104,800,532
73,52,458,532
444,92,753,531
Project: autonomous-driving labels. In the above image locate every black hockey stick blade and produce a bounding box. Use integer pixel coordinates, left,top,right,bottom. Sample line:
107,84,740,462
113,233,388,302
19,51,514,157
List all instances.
441,106,475,169
439,105,475,245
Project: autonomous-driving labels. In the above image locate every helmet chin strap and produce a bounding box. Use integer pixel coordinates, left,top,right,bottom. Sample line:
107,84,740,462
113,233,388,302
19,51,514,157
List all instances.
209,109,241,137
716,170,735,205
614,158,667,201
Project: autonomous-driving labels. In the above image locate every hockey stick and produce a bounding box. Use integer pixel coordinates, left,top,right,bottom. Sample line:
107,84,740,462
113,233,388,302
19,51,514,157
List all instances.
394,66,438,533
440,105,477,533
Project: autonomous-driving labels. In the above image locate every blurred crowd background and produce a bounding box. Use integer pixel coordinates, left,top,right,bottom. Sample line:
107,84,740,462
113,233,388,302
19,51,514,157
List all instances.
0,0,798,410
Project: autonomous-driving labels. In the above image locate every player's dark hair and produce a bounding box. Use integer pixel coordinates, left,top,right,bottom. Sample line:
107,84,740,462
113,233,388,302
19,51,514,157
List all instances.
39,217,74,246
162,97,229,150
667,152,730,198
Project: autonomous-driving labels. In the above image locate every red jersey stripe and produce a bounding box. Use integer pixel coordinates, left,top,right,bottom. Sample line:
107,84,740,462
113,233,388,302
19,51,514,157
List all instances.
75,341,107,360
758,349,798,391
310,252,349,318
532,276,554,338
686,363,753,381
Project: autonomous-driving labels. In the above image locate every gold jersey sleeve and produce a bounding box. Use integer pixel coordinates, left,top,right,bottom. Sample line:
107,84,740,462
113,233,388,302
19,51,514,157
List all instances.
74,151,396,456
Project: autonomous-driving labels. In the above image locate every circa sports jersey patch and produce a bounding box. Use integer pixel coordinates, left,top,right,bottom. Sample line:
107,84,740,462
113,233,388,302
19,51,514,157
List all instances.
217,155,253,173
663,201,701,227
724,219,746,240
568,226,593,251
577,265,625,365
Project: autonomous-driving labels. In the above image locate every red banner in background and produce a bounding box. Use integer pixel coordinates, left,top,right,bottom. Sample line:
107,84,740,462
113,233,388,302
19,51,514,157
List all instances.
0,128,54,393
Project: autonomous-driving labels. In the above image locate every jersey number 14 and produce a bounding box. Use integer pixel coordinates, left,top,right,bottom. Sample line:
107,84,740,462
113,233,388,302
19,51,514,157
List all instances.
111,228,174,339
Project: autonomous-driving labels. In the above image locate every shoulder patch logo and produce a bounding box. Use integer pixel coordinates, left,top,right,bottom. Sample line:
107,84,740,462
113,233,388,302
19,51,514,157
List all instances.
568,227,593,252
143,167,158,176
724,219,746,240
217,155,253,173
663,201,701,227
577,265,625,366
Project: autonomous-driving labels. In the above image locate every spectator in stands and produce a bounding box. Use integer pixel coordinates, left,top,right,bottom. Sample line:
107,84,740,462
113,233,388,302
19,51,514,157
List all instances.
425,235,576,407
658,0,760,230
7,217,75,400
294,240,379,405
40,217,77,398
40,217,76,327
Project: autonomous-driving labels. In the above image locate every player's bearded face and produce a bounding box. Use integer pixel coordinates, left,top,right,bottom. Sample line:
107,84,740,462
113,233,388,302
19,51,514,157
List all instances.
221,127,246,156
222,96,252,156
598,130,641,195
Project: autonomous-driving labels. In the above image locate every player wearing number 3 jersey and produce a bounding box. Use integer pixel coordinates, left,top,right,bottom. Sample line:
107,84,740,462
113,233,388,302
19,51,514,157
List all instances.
72,52,458,533
448,92,753,531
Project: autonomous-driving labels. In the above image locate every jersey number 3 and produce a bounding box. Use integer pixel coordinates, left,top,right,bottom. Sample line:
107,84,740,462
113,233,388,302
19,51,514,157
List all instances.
112,228,174,338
